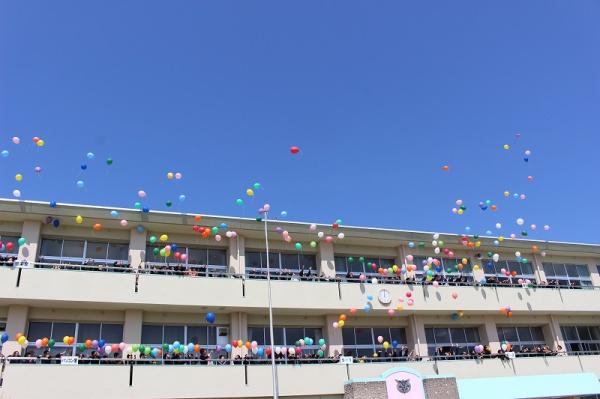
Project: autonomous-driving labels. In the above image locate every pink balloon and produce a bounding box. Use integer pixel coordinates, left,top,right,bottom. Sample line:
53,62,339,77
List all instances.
215,235,222,242
34,166,42,173
138,190,146,198
12,136,20,144
309,223,317,231
387,309,395,316
119,342,126,351
406,255,414,262
263,204,271,212
180,254,187,261
120,219,128,227
359,274,366,282
325,236,334,244
175,172,182,180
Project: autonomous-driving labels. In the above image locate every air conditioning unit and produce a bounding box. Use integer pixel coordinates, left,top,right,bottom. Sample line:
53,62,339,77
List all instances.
216,327,229,346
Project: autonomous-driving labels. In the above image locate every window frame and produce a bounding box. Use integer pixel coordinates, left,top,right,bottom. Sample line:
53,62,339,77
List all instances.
341,327,407,357
39,238,129,265
560,325,600,353
425,326,481,357
334,255,396,276
245,251,317,274
543,263,592,288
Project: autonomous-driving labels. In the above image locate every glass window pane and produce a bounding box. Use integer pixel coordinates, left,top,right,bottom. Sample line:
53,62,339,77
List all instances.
141,325,163,344
373,328,390,343
285,328,304,344
390,328,406,344
87,242,108,260
187,326,207,345
496,328,505,342
304,328,323,342
521,263,534,275
542,263,555,277
272,327,284,345
531,327,545,342
208,327,217,345
379,258,394,268
39,239,62,257
101,324,123,342
334,257,347,273
268,253,280,269
450,328,467,343
434,328,450,344
208,249,227,266
576,265,590,278
27,322,52,341
517,327,532,342
342,328,355,346
350,258,363,274
281,253,299,270
589,327,600,341
107,244,129,261
51,323,75,341
566,265,579,278
246,252,262,269
77,323,101,341
188,248,208,265
562,326,578,341
465,328,480,343
0,236,19,254
62,240,85,258
577,326,592,341
425,328,435,344
484,261,496,275
163,325,184,343
301,255,317,270
249,327,265,345
554,264,567,277
354,328,373,345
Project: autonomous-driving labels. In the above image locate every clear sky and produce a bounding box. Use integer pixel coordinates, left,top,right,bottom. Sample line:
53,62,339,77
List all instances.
0,1,598,243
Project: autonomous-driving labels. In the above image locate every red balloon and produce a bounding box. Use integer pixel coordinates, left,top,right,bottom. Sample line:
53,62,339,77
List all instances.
6,242,14,251
290,146,300,154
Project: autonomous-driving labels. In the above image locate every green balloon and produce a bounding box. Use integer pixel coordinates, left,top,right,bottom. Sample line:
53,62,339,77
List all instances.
165,201,172,207
317,349,324,358
418,241,425,248
132,344,139,352
149,235,157,244
359,257,365,262
106,158,113,165
347,256,354,263
335,219,342,225
134,201,142,209
521,258,528,263
253,182,261,190
295,243,302,250
487,252,493,258
77,343,85,352
162,343,169,351
17,237,26,246
211,226,219,235
159,248,166,257
367,262,372,267
144,347,151,355
310,241,317,248
138,345,145,353
438,240,444,248
236,198,243,206
521,231,528,236
318,338,325,346
153,247,160,256
255,217,262,222
473,235,479,240
48,339,55,348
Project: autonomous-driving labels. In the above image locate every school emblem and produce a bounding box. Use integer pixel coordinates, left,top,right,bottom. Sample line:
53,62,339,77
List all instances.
396,378,411,393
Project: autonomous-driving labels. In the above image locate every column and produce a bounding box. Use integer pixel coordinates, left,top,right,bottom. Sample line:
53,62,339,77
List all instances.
480,316,500,352
406,315,428,357
128,228,147,269
325,315,343,357
123,309,143,344
230,312,248,357
543,315,565,351
228,235,245,274
2,305,29,356
18,221,41,264
587,261,600,287
532,254,547,284
317,242,335,278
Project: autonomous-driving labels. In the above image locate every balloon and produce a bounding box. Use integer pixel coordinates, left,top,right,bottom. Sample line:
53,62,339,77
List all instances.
337,232,345,239
12,136,20,144
442,165,449,171
246,189,254,197
106,158,113,165
136,225,145,233
290,146,300,154
63,336,70,345
93,223,102,231
76,180,85,188
377,335,384,344
110,210,119,218
295,242,302,250
0,333,8,343
325,236,334,244
215,234,222,242
543,225,551,231
236,198,243,206
35,339,42,348
317,232,324,238
166,172,174,180
516,218,524,226
383,341,390,349
119,342,126,351
86,152,95,160
17,237,26,246
1,150,8,157
503,144,510,150
280,211,287,217
36,139,45,147
98,339,106,348
451,292,458,299
205,312,216,324
119,219,128,227
179,194,186,202
309,223,317,231
527,175,533,182
159,234,168,242
310,241,317,248
165,201,172,207
12,189,21,198
15,173,23,182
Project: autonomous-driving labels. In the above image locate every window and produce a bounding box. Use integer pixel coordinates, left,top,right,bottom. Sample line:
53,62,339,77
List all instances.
26,321,123,356
0,235,20,255
496,326,545,352
145,245,228,268
342,327,407,357
560,326,600,353
245,251,316,273
334,256,395,276
425,327,481,357
247,326,323,350
141,324,221,347
482,259,535,282
39,238,129,264
544,263,592,288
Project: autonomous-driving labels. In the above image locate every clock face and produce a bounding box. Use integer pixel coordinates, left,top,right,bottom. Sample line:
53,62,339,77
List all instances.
378,289,392,304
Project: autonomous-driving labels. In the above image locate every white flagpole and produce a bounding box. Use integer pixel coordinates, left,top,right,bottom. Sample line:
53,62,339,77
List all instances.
263,209,279,398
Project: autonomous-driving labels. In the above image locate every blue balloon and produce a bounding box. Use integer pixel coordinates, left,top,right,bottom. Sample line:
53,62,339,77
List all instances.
367,295,373,301
524,157,529,162
49,201,57,208
205,312,216,324
408,241,415,248
136,225,145,233
98,339,106,348
173,341,181,349
178,194,186,202
86,152,95,160
363,304,372,312
1,333,8,343
110,210,119,218
220,223,228,229
257,347,264,356
151,348,159,358
80,164,87,170
392,340,398,348
1,150,9,157
225,344,232,353
142,207,150,213
451,313,459,320
52,219,60,228
188,343,194,352
168,344,174,353
280,211,287,217
76,180,85,188
170,244,177,252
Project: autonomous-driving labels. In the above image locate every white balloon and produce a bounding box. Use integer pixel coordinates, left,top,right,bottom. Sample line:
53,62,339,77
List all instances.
515,251,521,257
104,346,112,355
432,240,438,247
495,223,502,229
337,232,345,239
516,218,524,226
317,232,324,238
433,233,440,240
12,189,21,198
371,277,378,285
434,247,440,254
492,253,500,262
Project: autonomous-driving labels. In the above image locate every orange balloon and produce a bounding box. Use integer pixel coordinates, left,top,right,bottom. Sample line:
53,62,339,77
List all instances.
85,339,92,348
532,245,539,253
68,336,75,345
491,205,497,211
15,332,23,340
245,341,251,349
511,270,517,277
441,165,449,171
194,215,202,222
507,311,513,317
339,314,347,321
42,337,49,347
194,344,200,353
93,223,102,231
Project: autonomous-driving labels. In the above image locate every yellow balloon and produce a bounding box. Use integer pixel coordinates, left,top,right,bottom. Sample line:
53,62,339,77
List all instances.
498,236,505,242
75,215,83,224
17,336,26,344
167,172,174,180
36,139,45,147
461,258,468,265
15,174,23,182
396,305,403,311
473,264,480,271
246,189,254,197
503,144,510,150
383,341,390,349
503,191,510,197
457,209,464,215
338,320,345,328
159,234,168,242
475,241,481,247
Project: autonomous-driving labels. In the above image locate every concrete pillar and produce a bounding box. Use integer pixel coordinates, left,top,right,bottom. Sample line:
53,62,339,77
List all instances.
406,315,428,357
317,242,336,278
228,236,245,274
18,221,41,264
2,305,29,356
587,261,600,287
230,313,249,358
395,246,406,268
532,254,547,284
128,228,147,269
324,315,343,357
480,316,500,352
543,315,565,351
123,309,143,344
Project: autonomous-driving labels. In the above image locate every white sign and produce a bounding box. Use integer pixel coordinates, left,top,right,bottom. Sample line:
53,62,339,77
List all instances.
60,356,79,365
505,351,515,359
339,356,353,364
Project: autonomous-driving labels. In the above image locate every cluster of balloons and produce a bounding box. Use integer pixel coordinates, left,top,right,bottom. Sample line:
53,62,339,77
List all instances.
450,310,465,320
166,172,183,180
500,306,513,318
332,313,347,329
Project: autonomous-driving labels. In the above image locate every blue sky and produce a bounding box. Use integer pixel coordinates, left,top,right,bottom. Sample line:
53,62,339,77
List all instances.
0,1,598,243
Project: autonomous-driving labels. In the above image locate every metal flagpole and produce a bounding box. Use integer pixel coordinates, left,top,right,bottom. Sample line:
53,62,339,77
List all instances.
263,210,279,398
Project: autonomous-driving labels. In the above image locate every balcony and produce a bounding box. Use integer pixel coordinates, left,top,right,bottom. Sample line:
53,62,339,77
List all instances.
1,265,599,314
1,355,599,399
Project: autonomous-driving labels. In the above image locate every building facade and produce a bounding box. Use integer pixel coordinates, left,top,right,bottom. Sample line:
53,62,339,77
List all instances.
0,199,599,399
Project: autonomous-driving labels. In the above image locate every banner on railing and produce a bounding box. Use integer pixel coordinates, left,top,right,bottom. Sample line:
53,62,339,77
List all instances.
60,356,79,365
339,356,353,364
505,351,516,359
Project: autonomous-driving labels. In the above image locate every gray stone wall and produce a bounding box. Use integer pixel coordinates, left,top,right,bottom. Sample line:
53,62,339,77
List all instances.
423,377,460,399
344,381,387,399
